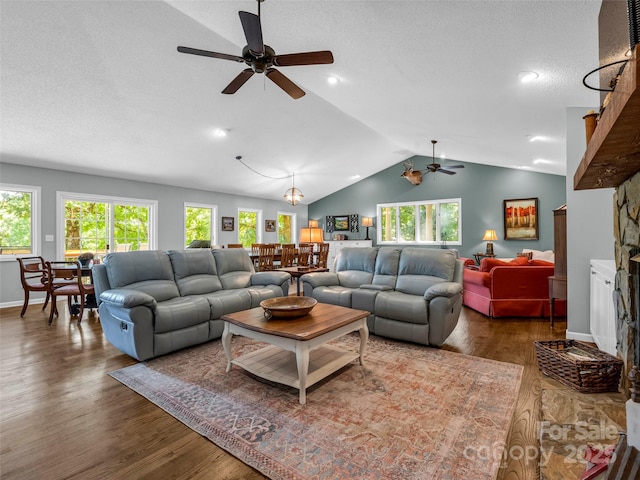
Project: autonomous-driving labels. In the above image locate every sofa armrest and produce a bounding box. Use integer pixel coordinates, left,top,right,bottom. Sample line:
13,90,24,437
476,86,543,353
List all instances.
424,282,463,301
251,271,291,286
300,272,340,288
359,284,393,291
99,289,157,309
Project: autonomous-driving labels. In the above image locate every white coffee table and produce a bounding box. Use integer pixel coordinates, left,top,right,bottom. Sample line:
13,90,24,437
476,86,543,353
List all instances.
221,302,369,404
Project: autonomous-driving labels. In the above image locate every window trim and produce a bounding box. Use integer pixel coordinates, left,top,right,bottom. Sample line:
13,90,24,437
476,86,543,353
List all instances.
184,202,218,248
56,191,158,260
376,197,462,246
0,183,41,261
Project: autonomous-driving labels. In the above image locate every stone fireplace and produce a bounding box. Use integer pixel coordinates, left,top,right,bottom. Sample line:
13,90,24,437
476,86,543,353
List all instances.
613,170,640,390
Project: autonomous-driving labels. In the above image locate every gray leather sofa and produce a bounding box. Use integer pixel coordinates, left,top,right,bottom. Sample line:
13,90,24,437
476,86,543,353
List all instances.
301,247,463,346
93,248,290,361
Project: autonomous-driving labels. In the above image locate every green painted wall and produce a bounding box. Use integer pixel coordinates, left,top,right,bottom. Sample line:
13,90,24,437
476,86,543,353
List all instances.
309,157,566,260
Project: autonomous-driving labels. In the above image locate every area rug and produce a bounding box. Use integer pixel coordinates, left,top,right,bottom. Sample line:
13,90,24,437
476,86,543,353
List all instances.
110,334,523,480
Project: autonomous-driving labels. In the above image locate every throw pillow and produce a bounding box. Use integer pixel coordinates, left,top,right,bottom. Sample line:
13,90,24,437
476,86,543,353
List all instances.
529,259,555,267
479,258,508,272
509,256,530,266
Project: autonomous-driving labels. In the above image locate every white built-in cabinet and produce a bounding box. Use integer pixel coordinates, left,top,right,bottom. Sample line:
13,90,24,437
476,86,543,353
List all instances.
589,259,617,356
326,240,373,271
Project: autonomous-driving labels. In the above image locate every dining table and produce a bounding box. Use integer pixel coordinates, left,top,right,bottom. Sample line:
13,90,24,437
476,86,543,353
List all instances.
275,266,330,296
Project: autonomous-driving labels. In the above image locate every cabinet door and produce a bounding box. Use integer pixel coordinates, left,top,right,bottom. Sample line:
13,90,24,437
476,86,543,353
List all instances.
590,266,616,355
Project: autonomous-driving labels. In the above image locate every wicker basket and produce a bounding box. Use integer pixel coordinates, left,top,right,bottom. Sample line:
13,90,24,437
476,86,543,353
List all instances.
534,340,623,393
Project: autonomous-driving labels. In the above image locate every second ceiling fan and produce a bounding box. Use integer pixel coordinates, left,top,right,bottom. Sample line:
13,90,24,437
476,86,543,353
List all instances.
177,0,334,99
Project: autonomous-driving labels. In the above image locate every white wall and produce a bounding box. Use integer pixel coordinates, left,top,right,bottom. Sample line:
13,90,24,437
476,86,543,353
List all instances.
565,107,615,340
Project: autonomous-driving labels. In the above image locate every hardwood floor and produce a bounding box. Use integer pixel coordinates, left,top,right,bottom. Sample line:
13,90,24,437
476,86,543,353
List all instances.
0,302,567,479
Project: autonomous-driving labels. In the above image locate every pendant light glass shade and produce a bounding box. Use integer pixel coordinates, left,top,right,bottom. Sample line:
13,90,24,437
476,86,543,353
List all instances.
284,172,303,205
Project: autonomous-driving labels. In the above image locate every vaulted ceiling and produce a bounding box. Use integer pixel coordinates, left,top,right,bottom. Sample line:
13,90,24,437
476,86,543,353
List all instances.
1,1,604,203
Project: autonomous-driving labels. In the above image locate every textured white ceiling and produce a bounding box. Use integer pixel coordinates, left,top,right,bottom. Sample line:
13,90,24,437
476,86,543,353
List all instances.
1,0,605,203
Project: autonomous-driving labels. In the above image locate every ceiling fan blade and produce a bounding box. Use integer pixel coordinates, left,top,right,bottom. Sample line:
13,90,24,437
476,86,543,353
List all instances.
437,169,457,175
445,165,465,169
239,11,264,56
273,51,334,67
222,69,254,94
177,46,244,63
266,69,305,99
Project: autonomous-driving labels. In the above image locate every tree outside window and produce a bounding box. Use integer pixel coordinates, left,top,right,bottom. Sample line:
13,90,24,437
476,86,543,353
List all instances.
277,212,295,244
185,203,216,247
0,185,39,257
238,209,260,248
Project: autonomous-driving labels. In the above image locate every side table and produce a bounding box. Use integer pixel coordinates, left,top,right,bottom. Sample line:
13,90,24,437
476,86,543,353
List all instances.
473,252,496,265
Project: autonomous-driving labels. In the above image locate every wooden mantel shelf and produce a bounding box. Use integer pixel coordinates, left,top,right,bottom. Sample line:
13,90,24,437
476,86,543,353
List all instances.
574,44,640,190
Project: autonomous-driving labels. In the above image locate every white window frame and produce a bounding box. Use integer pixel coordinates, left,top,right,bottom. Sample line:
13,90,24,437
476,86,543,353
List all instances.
56,191,158,260
377,198,462,246
277,211,297,244
0,183,41,261
238,207,263,245
184,202,218,248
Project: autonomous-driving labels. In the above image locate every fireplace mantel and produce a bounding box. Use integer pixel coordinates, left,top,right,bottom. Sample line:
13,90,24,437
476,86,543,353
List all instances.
573,44,640,190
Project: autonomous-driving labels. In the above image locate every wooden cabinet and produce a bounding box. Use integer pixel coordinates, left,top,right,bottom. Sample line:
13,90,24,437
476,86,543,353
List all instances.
549,204,567,328
590,259,616,355
326,240,372,271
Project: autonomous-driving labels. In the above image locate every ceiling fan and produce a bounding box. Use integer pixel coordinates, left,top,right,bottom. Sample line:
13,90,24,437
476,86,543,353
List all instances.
401,140,464,185
177,0,334,99
424,140,465,176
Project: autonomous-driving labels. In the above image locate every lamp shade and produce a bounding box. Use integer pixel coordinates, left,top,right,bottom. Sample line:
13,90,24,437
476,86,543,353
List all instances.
482,229,498,241
300,227,323,243
362,217,373,227
308,219,319,228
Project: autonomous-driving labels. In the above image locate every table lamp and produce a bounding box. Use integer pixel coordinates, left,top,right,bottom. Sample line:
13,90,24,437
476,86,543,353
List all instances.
300,220,323,243
362,217,373,240
482,229,498,255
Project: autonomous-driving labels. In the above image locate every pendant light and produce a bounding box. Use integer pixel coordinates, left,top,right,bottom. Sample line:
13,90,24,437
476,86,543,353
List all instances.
283,172,303,205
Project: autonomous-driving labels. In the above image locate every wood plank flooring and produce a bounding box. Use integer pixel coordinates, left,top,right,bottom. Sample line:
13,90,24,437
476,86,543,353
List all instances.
0,302,567,479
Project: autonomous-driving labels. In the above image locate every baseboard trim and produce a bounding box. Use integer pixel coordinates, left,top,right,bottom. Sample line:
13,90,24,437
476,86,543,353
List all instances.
0,298,46,310
565,330,594,343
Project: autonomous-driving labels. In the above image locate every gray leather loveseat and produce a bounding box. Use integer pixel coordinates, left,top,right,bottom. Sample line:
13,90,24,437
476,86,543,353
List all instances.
93,248,290,360
301,247,463,346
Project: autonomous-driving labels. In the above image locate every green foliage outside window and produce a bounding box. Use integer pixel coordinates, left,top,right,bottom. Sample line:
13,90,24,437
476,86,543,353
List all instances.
185,206,212,247
278,214,292,244
238,210,257,248
378,199,461,244
0,189,32,254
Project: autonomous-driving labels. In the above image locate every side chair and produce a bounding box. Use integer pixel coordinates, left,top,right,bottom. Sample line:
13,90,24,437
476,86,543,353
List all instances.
16,256,51,317
46,261,95,325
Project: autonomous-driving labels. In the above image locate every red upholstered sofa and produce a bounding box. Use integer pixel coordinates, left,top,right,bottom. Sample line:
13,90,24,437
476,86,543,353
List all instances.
462,256,566,318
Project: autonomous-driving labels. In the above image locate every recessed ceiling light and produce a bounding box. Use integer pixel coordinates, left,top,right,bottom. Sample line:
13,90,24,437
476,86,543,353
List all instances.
439,154,446,159
327,76,339,85
518,71,539,83
350,174,361,180
213,128,228,138
527,135,546,142
533,158,552,165
515,165,532,170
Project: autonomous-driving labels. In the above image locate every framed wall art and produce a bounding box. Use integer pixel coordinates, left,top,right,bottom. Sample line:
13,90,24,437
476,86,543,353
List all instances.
334,215,350,231
503,198,539,240
265,219,276,232
221,216,235,232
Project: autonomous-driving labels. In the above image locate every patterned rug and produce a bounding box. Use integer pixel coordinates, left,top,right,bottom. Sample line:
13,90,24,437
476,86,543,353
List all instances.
110,334,523,480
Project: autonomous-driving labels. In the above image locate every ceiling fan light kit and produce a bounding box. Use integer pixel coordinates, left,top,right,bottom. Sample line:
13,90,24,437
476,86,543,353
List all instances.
177,0,334,99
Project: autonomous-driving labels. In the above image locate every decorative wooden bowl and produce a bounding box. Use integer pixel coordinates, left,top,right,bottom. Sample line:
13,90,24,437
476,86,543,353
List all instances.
260,296,318,319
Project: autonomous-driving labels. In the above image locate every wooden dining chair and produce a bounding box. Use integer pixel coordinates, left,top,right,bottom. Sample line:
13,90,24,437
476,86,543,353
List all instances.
297,243,313,267
279,244,296,268
316,242,330,269
256,244,276,272
16,256,51,317
46,261,95,325
227,244,244,249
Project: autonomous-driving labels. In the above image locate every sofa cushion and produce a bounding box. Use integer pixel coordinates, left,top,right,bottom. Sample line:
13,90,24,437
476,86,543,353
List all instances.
335,248,377,288
311,286,353,307
508,256,530,266
168,249,223,296
529,259,555,266
375,291,428,325
372,247,401,288
395,248,457,295
213,248,254,289
522,248,555,262
479,258,509,272
203,289,252,318
154,296,211,333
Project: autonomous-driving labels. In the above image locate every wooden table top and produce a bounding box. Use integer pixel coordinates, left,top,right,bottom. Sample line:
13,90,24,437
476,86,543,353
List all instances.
221,302,369,340
275,266,329,277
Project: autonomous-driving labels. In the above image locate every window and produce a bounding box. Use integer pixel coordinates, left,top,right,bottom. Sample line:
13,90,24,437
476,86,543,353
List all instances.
0,184,40,260
277,212,296,244
238,208,261,248
377,198,461,245
57,192,157,260
184,203,217,248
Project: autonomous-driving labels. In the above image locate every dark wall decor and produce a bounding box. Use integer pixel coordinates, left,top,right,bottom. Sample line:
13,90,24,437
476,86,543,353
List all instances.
222,216,234,232
503,198,539,240
325,214,359,233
